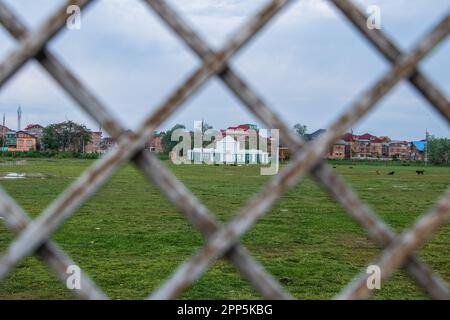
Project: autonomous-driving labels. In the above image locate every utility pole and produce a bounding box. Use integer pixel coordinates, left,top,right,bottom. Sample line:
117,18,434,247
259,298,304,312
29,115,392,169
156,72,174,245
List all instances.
201,118,204,163
2,113,5,155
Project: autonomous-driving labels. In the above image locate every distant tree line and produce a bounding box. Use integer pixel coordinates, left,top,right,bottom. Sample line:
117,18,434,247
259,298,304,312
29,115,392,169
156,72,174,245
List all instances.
427,136,450,165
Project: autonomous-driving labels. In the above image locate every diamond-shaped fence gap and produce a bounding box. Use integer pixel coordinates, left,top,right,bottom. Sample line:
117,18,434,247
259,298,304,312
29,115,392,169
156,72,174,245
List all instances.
47,0,200,131
165,0,268,50
50,162,205,299
0,60,100,132
0,254,73,299
162,79,277,222
338,81,450,227
238,177,378,299
229,0,391,132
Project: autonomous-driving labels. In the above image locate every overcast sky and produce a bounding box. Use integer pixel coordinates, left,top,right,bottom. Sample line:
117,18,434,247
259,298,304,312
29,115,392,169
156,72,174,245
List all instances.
0,0,449,140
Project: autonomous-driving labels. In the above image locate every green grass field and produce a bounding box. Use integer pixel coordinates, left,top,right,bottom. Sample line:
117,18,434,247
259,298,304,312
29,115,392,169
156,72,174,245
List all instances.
0,158,449,299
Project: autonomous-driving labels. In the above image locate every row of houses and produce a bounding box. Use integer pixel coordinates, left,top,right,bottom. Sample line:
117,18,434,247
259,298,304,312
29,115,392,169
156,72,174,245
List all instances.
0,121,429,162
1,124,40,152
178,125,429,164
305,130,427,161
0,124,104,153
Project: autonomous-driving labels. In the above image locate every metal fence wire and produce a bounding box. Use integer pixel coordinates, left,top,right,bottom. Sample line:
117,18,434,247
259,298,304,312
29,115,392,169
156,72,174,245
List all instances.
0,0,449,300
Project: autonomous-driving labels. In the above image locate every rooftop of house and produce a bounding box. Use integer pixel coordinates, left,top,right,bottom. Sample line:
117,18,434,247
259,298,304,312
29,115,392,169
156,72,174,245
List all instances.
411,140,427,151
24,124,43,130
341,132,389,143
389,140,410,145
16,130,37,138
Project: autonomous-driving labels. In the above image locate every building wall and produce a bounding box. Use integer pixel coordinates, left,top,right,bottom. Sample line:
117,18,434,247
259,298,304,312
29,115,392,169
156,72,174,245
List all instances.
410,145,425,161
16,137,36,151
388,142,410,160
148,136,163,153
349,141,382,158
85,132,102,153
328,144,345,159
15,131,37,151
25,126,44,139
188,136,270,164
279,147,290,161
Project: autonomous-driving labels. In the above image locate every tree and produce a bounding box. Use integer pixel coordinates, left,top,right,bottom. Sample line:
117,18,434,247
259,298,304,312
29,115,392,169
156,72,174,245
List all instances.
202,121,213,133
42,121,91,152
293,123,307,137
161,124,186,155
427,136,450,165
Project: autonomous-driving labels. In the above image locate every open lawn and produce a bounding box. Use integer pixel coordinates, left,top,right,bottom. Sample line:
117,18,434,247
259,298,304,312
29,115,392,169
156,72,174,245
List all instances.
0,158,449,299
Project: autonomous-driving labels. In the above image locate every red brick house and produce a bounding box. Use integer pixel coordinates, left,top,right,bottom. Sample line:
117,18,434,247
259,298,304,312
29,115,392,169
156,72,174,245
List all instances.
342,132,383,159
410,141,427,161
147,135,163,153
327,140,346,159
388,141,410,160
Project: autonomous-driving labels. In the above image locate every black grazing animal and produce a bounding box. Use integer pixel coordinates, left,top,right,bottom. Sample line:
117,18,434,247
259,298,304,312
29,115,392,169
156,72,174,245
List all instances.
416,170,425,175
387,171,395,175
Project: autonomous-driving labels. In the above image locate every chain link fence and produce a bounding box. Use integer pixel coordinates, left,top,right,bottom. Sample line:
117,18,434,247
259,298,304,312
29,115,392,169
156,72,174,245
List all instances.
0,0,449,299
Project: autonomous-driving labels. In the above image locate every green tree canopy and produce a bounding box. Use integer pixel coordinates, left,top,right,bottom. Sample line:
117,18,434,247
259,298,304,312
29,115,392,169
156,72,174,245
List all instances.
293,123,307,137
427,136,450,165
42,121,92,152
161,124,187,155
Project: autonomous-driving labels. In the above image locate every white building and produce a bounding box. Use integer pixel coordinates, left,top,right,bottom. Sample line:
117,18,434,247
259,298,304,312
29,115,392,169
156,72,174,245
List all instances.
188,135,270,164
